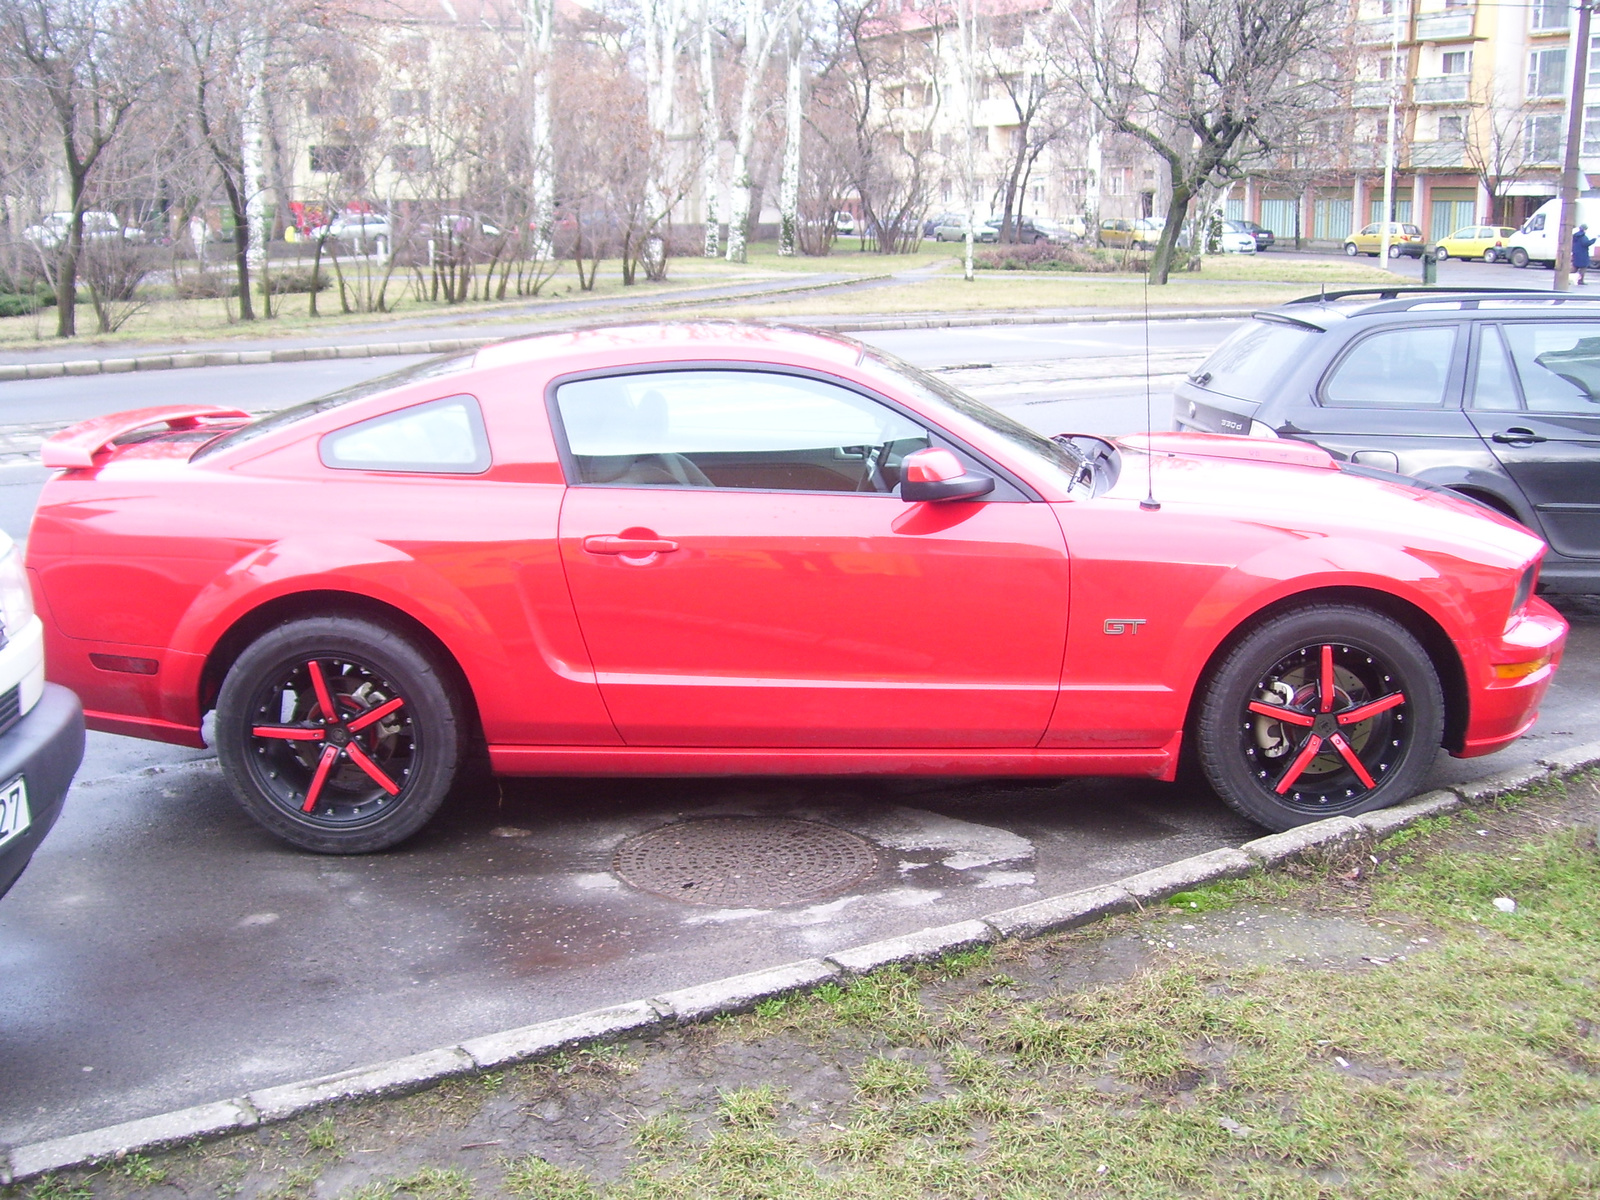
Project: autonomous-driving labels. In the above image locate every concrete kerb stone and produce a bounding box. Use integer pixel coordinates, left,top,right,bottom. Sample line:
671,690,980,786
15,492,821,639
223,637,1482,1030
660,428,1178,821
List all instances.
10,758,1595,1183
1538,739,1600,775
1453,762,1553,803
1240,816,1366,866
5,1100,258,1182
245,1047,477,1124
826,918,995,975
651,958,841,1023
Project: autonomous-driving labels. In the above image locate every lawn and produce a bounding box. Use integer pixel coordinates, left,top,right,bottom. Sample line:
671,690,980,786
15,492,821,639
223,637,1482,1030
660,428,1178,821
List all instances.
21,772,1600,1199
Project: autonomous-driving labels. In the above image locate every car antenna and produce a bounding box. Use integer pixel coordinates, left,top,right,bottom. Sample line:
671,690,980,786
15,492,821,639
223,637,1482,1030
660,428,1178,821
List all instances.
1139,262,1160,511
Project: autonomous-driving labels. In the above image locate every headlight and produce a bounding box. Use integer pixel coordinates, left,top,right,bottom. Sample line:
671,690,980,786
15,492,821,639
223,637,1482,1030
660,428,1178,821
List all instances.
0,548,34,640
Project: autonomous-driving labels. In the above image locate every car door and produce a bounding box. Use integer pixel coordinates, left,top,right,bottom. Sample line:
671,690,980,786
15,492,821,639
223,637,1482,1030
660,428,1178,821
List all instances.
552,366,1071,748
1469,320,1600,559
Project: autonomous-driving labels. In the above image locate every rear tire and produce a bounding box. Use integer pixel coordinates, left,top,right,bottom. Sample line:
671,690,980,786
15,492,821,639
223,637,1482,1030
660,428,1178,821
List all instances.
1195,605,1444,832
1387,244,1403,259
1510,248,1530,268
1344,243,1359,257
216,616,465,853
1433,247,1449,262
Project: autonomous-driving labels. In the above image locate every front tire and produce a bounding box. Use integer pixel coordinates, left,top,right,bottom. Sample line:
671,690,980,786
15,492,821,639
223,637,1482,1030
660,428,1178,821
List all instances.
216,616,465,853
1344,243,1359,257
1433,247,1449,261
1194,605,1444,832
1387,244,1403,259
1510,248,1530,268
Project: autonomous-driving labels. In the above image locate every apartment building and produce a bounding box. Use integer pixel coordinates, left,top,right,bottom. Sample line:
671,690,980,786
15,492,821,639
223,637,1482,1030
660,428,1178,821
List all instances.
1231,0,1593,247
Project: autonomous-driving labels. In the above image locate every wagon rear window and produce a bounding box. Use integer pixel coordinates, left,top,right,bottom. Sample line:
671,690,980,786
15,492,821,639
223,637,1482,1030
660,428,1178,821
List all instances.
1191,319,1315,402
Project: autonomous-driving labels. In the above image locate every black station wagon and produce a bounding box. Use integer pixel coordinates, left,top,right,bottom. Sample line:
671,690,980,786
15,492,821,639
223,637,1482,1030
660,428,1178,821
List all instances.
1175,288,1600,593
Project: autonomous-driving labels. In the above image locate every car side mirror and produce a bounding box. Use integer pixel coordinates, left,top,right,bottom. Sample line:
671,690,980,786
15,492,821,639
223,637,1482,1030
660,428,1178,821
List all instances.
899,447,995,502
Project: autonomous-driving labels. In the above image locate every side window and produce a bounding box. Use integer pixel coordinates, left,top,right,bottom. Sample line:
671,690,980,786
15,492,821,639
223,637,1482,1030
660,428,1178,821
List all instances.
1501,322,1600,412
320,395,490,473
1470,326,1521,411
1321,326,1459,408
553,369,932,493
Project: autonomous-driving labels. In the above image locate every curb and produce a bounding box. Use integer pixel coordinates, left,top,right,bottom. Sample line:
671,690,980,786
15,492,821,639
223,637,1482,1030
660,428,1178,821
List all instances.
5,744,1596,1185
0,305,1257,383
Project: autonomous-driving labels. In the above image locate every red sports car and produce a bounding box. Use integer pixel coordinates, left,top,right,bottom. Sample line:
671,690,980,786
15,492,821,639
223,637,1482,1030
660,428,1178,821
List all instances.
28,325,1566,852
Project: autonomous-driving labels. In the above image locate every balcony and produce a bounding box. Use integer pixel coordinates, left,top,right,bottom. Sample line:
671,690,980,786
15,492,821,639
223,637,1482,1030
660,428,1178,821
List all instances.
1415,9,1474,39
1348,142,1388,169
1413,74,1470,102
1357,15,1406,42
1353,81,1396,107
1409,139,1468,167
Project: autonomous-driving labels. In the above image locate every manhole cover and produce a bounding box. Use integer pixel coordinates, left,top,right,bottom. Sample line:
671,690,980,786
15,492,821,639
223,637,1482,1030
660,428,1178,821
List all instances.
612,817,880,907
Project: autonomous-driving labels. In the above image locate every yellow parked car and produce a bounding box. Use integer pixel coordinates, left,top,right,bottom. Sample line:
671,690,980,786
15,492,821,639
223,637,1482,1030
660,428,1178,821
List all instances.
1343,222,1425,258
1097,217,1162,250
1431,225,1519,263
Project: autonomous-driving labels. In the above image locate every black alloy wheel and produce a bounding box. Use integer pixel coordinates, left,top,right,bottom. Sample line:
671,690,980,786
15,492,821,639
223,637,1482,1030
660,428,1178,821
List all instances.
1196,605,1443,831
216,616,465,853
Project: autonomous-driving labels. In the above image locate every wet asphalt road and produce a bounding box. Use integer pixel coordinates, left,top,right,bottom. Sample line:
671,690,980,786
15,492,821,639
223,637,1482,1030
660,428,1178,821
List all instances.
1,319,1597,1147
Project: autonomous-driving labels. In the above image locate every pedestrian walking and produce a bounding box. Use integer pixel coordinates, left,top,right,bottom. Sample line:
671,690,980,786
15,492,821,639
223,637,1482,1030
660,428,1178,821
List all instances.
1574,224,1594,284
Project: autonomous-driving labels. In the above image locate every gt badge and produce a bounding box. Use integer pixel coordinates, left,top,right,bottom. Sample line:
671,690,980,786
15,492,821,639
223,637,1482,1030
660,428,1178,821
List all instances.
1103,618,1147,635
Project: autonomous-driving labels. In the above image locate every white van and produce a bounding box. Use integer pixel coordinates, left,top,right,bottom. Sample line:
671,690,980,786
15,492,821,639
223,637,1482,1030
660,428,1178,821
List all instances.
1502,196,1600,267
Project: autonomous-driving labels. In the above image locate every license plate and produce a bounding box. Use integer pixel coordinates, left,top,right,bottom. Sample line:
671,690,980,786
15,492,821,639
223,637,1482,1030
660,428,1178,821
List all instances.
0,775,30,850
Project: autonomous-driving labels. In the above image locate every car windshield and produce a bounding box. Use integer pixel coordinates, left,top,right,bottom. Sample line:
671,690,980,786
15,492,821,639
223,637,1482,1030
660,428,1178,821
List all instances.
193,352,477,460
855,348,1089,492
1192,317,1317,402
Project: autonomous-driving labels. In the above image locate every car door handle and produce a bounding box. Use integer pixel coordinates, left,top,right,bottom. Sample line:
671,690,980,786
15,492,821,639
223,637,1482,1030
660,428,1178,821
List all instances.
1492,428,1547,445
582,535,680,555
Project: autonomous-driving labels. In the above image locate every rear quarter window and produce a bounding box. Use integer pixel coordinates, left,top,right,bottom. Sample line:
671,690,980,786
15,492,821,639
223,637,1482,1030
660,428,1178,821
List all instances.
1192,318,1315,402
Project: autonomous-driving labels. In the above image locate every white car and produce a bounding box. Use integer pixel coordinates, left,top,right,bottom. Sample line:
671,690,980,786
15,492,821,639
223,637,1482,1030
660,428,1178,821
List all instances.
326,213,391,248
23,211,143,251
1216,226,1258,254
0,529,84,900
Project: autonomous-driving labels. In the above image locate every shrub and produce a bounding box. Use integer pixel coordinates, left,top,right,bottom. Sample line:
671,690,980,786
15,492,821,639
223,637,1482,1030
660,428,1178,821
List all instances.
974,243,1149,273
260,268,331,296
0,290,55,318
171,268,331,299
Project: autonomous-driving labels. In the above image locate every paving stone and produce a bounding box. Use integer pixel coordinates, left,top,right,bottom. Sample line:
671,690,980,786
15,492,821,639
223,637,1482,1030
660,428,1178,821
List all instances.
62,360,101,376
826,919,994,974
0,365,26,381
100,358,137,373
246,1047,475,1123
237,351,273,364
24,363,64,378
1354,789,1464,837
202,352,240,367
6,1100,255,1182
459,1001,664,1070
1118,847,1256,902
984,883,1137,939
1241,816,1365,865
653,958,839,1022
1455,762,1552,802
335,344,373,359
133,356,173,370
270,348,308,362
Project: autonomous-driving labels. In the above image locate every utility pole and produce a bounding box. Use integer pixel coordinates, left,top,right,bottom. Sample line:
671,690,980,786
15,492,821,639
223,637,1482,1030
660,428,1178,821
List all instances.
1379,0,1404,268
1556,0,1593,290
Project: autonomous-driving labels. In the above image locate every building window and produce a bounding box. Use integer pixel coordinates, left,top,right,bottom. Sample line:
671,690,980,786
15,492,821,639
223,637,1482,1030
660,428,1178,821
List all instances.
1583,105,1600,156
309,145,354,174
1528,47,1568,98
1105,172,1125,196
390,89,430,118
1590,33,1600,86
1532,0,1569,31
1526,113,1563,162
1439,114,1465,140
1442,50,1471,75
391,144,431,172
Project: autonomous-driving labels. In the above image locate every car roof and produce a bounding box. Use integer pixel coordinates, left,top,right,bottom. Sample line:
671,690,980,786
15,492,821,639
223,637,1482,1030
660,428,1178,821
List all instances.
471,322,865,372
1257,286,1600,330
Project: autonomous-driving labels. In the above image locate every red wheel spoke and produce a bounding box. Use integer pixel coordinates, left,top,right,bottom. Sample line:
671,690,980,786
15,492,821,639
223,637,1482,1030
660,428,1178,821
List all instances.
1247,701,1315,727
307,659,337,723
1274,734,1324,795
1319,645,1335,712
251,725,326,741
1328,732,1377,789
346,696,405,733
1336,691,1406,725
345,741,401,795
301,745,341,812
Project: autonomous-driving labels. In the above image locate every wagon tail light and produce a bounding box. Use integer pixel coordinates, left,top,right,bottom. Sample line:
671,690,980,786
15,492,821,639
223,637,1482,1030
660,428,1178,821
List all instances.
41,404,252,469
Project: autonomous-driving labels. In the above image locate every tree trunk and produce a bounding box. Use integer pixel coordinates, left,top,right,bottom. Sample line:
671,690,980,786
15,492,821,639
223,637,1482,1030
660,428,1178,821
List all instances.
221,173,255,320
1147,185,1191,284
777,27,802,256
54,200,84,338
699,0,721,257
523,0,556,259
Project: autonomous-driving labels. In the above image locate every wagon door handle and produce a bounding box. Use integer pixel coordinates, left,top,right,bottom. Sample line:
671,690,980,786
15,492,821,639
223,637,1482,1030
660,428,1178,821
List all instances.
582,535,680,555
1492,427,1546,445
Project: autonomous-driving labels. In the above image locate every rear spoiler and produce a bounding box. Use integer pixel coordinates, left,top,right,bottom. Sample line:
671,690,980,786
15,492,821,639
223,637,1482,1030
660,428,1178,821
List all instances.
41,405,251,469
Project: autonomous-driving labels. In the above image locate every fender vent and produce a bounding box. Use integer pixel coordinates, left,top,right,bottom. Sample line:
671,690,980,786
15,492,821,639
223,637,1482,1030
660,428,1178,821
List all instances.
0,685,22,737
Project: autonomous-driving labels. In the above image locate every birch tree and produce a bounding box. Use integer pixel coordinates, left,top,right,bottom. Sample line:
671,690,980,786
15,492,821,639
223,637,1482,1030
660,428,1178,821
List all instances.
725,0,798,261
697,0,722,256
641,0,687,278
776,14,802,255
522,0,556,258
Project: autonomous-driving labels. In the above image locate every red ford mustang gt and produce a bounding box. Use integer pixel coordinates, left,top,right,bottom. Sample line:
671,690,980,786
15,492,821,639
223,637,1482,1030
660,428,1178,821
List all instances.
29,324,1566,852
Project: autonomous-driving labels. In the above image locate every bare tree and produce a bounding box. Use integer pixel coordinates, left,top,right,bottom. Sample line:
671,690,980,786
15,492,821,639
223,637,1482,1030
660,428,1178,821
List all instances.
2,0,154,336
1465,78,1547,226
1055,0,1346,282
725,0,799,261
987,19,1072,242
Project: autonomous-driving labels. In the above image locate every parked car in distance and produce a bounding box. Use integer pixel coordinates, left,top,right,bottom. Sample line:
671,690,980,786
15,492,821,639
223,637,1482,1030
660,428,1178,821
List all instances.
434,214,503,240
1213,225,1258,254
1224,219,1275,251
984,215,1075,245
0,526,85,900
922,211,963,238
1174,286,1600,594
1345,222,1425,258
1433,226,1519,262
325,212,391,249
23,211,145,251
1098,217,1162,250
834,211,856,236
32,325,1564,854
933,214,996,242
